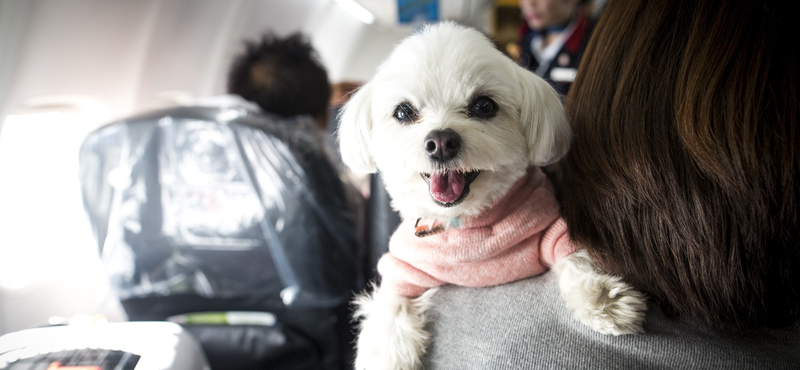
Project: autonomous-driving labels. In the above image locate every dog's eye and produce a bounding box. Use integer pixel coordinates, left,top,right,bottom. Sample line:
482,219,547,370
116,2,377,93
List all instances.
393,102,418,123
468,96,498,119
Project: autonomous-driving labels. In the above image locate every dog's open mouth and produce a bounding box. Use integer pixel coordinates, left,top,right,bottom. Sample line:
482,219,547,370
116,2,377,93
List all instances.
421,170,480,207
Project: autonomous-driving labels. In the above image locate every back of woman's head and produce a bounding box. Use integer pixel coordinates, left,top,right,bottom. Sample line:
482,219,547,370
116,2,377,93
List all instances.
561,0,799,330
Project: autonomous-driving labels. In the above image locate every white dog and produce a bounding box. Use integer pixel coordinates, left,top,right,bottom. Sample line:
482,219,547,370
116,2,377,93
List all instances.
338,22,647,370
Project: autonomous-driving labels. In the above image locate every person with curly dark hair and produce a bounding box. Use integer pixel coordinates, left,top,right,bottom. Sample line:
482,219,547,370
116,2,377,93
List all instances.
227,33,332,130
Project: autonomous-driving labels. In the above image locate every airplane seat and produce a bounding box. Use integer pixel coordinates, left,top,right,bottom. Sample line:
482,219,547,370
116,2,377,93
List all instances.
363,173,401,284
79,101,364,370
325,105,400,285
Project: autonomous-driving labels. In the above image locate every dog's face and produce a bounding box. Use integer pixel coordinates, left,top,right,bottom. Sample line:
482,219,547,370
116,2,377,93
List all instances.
339,22,570,220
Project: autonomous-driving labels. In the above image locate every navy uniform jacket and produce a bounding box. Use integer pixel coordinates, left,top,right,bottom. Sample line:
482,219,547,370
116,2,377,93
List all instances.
519,13,595,96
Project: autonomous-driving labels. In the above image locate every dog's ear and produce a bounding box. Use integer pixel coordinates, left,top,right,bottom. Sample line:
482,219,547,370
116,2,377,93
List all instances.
337,82,378,173
515,67,572,166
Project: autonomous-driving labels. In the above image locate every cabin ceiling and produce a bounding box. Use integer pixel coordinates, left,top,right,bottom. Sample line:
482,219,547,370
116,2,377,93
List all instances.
0,0,498,130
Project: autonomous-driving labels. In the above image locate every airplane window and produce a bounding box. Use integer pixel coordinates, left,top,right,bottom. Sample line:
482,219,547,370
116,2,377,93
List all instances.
0,112,101,291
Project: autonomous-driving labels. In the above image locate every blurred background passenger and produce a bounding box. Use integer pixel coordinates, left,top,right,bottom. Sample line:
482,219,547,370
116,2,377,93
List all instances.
518,0,597,95
421,0,800,368
228,33,331,130
227,33,368,219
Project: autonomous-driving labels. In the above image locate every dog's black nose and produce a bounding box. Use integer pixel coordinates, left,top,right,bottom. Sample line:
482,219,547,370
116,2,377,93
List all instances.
424,129,461,162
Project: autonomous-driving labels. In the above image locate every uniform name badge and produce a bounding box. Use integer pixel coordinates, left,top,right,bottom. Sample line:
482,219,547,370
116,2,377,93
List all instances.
550,67,577,83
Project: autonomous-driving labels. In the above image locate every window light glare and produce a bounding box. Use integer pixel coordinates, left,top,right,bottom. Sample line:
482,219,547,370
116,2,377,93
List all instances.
335,0,376,24
0,112,98,290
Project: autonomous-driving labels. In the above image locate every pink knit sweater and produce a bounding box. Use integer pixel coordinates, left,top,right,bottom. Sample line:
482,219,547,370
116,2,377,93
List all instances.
378,167,575,297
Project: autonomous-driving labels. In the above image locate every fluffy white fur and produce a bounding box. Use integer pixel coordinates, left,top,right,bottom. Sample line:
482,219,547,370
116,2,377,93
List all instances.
339,22,570,220
554,250,648,335
353,285,437,370
339,22,646,370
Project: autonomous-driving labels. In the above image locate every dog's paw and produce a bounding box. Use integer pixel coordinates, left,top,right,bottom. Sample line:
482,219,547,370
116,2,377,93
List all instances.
353,285,437,370
553,250,647,335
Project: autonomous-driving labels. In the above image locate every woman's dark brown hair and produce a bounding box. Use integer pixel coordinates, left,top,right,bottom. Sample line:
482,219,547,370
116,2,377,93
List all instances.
561,0,799,330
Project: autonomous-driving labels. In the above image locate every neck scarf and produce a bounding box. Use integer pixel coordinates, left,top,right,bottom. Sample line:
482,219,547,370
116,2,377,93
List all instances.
378,167,575,297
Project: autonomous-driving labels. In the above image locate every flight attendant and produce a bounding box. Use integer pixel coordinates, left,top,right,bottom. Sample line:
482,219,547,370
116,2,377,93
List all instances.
518,0,596,95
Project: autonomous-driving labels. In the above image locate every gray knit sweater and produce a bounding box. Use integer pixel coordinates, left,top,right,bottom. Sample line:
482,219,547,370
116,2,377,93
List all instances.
421,272,800,369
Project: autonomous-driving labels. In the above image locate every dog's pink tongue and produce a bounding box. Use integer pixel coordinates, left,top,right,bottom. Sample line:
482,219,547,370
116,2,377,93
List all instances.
430,172,465,203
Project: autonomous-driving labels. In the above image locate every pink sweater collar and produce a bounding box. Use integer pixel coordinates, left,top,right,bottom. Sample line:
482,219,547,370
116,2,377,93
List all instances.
378,167,573,297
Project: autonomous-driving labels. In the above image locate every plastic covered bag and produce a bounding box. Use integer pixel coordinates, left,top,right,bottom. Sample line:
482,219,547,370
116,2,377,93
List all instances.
79,101,362,309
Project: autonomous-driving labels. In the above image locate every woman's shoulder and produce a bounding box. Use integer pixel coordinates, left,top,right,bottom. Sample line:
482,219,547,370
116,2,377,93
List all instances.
423,272,800,369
